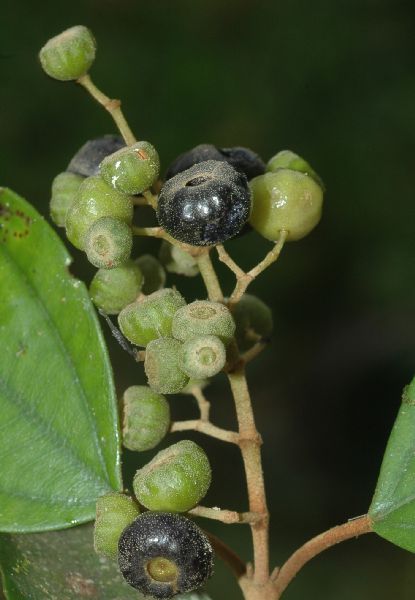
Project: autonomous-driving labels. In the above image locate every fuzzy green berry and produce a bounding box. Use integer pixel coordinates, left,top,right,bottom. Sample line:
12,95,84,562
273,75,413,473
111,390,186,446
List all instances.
266,150,324,188
135,254,166,294
159,240,199,277
89,260,143,314
145,338,189,394
249,169,324,242
133,440,211,512
179,335,226,379
100,141,160,195
39,25,96,81
123,386,170,451
172,300,235,346
118,288,186,347
94,492,139,559
65,175,133,250
84,216,132,269
49,172,84,227
118,512,213,598
232,294,273,351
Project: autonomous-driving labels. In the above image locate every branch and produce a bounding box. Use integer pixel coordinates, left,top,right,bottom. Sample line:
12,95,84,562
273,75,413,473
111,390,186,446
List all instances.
189,505,261,525
205,531,246,580
170,419,239,444
191,385,211,421
76,74,136,146
196,250,224,302
272,515,373,597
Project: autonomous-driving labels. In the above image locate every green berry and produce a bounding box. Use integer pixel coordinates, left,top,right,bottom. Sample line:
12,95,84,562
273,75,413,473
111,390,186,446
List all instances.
232,294,273,351
159,240,199,277
179,335,226,379
49,172,84,227
249,169,324,242
135,254,166,294
145,338,189,394
172,300,235,346
94,492,139,558
89,260,143,314
84,216,132,269
39,25,96,81
266,149,324,189
118,288,186,347
133,440,211,512
65,175,133,250
122,386,170,451
100,141,160,195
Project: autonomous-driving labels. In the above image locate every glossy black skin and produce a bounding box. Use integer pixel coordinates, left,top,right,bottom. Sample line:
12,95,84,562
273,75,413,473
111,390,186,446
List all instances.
118,512,213,599
157,160,252,246
67,135,125,177
165,143,265,181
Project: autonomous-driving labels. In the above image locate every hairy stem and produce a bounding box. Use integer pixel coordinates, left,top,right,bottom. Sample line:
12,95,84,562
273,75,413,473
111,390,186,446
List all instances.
76,74,136,146
189,505,261,524
228,369,270,586
196,250,224,302
170,419,239,444
273,515,373,597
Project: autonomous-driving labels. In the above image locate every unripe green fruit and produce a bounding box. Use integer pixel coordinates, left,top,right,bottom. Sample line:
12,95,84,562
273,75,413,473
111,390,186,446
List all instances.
172,300,235,346
135,254,166,294
118,288,186,347
180,335,226,379
232,294,273,351
159,240,199,277
49,172,84,227
89,260,143,314
94,492,139,558
122,386,170,451
266,150,324,188
133,440,211,512
84,217,132,269
100,141,160,195
249,169,324,242
39,25,96,81
65,175,133,250
145,338,189,394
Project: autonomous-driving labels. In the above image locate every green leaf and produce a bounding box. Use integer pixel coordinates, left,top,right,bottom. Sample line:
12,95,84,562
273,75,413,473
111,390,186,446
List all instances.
0,525,213,600
0,525,142,599
369,375,415,551
0,188,122,532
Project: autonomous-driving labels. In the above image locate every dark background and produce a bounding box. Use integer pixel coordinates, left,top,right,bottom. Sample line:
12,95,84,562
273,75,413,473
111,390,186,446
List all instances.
2,0,415,598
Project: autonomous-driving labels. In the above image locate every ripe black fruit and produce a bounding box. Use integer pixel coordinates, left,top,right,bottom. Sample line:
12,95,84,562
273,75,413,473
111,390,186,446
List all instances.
67,135,125,177
157,160,252,246
118,512,213,598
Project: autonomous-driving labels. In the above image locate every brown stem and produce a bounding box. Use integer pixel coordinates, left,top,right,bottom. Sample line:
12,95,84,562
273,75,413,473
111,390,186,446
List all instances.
189,505,261,525
196,250,224,302
228,369,270,586
205,531,246,580
170,419,238,444
273,515,373,597
76,74,136,145
192,385,211,421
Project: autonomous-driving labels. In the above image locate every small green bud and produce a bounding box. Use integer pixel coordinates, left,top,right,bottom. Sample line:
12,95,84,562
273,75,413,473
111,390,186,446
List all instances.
100,141,160,195
84,216,132,269
89,260,143,314
180,335,226,379
94,492,139,558
49,172,84,227
159,240,199,277
118,288,186,347
39,25,96,81
65,175,133,250
123,385,170,451
266,150,324,189
133,440,211,512
232,294,273,351
145,338,189,394
249,169,324,242
135,254,166,294
172,300,235,346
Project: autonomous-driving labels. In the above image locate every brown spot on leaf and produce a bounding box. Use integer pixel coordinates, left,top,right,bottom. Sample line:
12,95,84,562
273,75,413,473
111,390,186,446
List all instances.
66,573,98,597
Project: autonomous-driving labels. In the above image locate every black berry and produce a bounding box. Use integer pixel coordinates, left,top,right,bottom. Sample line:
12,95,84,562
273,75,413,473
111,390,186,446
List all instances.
118,512,214,598
157,160,252,246
67,135,125,177
165,143,265,181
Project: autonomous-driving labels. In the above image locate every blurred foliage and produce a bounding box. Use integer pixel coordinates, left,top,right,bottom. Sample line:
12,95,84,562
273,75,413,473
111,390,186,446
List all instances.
1,0,415,598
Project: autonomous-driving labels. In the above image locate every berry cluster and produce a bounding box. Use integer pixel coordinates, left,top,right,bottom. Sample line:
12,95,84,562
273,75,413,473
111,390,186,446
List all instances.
40,25,324,599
